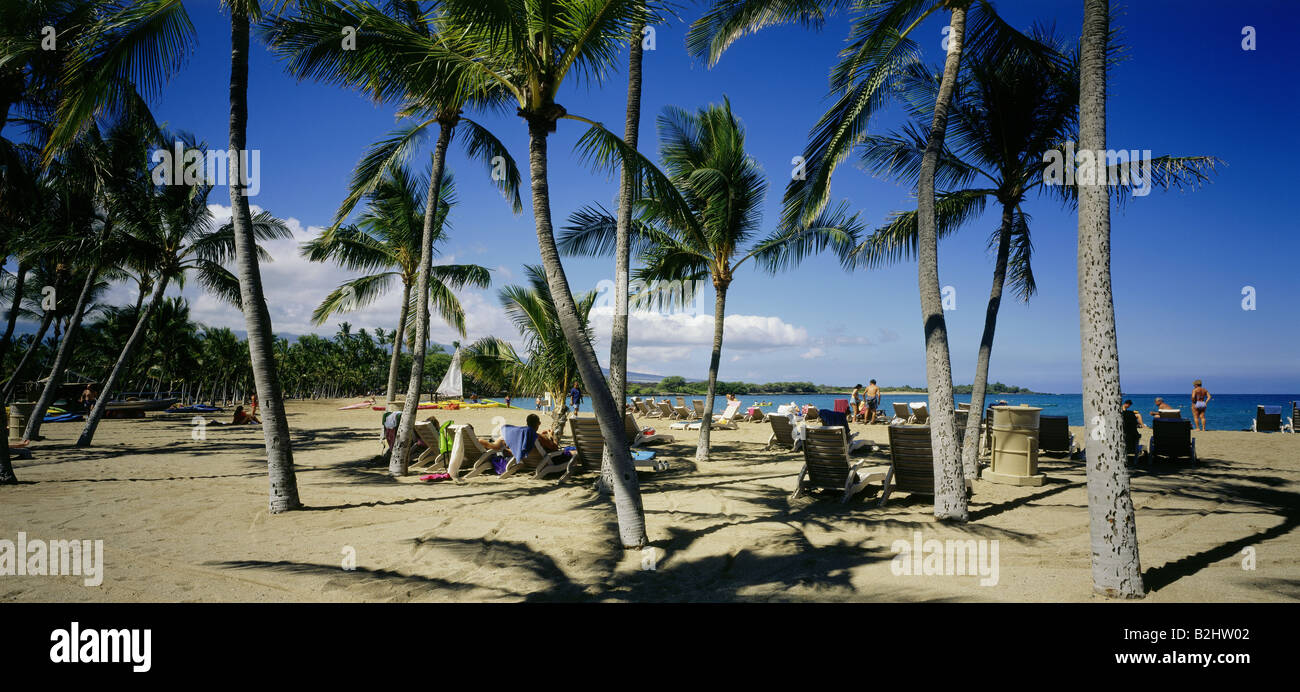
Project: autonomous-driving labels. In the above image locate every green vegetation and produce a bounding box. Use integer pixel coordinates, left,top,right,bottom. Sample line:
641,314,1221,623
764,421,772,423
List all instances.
626,377,1037,396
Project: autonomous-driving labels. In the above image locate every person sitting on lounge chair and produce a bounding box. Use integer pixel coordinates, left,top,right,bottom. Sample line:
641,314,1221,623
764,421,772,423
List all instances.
1123,400,1145,428
206,406,260,426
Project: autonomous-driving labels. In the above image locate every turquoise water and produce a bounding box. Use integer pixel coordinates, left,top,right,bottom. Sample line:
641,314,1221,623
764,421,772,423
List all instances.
632,393,1300,432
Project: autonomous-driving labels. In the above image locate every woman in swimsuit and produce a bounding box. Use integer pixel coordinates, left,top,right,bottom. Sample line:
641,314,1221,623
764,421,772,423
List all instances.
1191,379,1210,431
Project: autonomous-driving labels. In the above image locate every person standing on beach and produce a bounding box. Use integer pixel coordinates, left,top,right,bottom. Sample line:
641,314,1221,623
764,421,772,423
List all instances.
850,384,863,422
569,382,582,414
535,395,543,410
1191,380,1211,431
504,393,512,409
865,380,881,423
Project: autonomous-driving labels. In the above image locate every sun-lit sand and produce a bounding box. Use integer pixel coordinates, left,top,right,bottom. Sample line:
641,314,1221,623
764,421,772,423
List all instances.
3,399,1297,602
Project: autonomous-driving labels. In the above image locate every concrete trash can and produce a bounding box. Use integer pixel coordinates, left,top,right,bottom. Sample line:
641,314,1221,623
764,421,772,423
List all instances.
985,404,1045,486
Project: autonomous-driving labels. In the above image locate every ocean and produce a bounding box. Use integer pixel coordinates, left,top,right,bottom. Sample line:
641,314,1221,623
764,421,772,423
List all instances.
631,393,1300,432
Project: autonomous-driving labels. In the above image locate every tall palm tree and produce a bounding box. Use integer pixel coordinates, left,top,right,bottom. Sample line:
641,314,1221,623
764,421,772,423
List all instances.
463,265,599,435
302,162,490,408
848,43,1217,479
47,0,304,512
1077,0,1141,598
77,137,287,446
601,1,652,494
264,0,522,478
689,0,1049,521
560,99,862,461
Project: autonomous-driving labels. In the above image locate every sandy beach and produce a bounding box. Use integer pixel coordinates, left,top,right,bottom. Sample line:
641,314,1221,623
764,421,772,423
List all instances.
3,399,1297,603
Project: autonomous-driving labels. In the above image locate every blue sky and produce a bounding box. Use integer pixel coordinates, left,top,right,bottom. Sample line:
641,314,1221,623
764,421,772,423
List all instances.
9,0,1299,393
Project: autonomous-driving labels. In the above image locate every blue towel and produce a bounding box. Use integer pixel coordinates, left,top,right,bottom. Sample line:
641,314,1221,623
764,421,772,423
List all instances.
496,425,537,474
631,449,655,462
820,408,849,427
43,413,84,423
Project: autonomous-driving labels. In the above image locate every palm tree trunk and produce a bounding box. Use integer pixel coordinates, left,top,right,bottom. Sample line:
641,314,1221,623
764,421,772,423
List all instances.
0,260,26,362
527,116,648,549
229,9,301,513
384,282,411,406
916,6,968,522
25,263,100,440
961,204,1012,478
77,274,170,446
1078,0,1142,598
695,282,728,461
600,12,648,494
389,122,454,475
1,309,53,402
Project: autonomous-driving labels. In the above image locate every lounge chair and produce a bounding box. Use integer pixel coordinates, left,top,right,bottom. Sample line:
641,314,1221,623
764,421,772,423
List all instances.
656,401,677,419
1121,410,1145,464
817,408,875,454
1252,405,1282,432
625,412,674,446
1149,418,1196,463
411,417,455,470
1037,415,1076,458
891,402,912,424
685,400,743,430
745,406,767,423
1152,408,1182,420
445,423,498,478
498,424,569,480
638,400,660,418
804,406,820,422
692,399,705,419
567,417,667,482
676,396,686,410
1289,402,1298,433
765,414,803,452
791,427,889,503
881,425,945,506
909,403,929,425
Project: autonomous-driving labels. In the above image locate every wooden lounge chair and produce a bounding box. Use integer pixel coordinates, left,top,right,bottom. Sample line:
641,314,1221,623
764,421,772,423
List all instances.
1149,418,1196,463
686,400,743,430
1289,402,1298,433
411,418,454,470
498,425,569,480
638,400,660,418
445,423,498,478
791,426,889,503
745,406,767,423
817,408,876,453
672,405,692,421
625,412,674,446
881,424,971,506
1037,415,1076,458
656,401,677,419
567,417,668,482
764,414,802,452
1252,405,1282,432
1151,408,1182,420
891,402,912,424
676,396,686,410
909,403,929,425
692,399,705,419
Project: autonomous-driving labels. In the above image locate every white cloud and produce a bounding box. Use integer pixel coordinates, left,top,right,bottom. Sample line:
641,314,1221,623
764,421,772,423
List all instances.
800,347,826,360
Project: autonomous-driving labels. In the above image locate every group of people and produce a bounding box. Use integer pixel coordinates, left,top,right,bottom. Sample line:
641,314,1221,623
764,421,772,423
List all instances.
848,381,883,423
1121,380,1211,430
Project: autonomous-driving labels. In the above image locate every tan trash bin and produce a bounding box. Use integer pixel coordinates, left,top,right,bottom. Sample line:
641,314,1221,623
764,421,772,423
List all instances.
8,401,35,441
984,404,1046,486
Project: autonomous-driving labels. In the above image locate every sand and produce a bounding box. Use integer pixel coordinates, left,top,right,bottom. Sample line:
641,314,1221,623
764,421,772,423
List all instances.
3,399,1297,602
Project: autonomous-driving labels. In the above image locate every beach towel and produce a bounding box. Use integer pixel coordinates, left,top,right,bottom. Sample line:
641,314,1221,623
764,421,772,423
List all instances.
168,405,222,414
631,449,656,463
819,408,850,428
494,425,536,474
419,473,452,482
43,413,84,423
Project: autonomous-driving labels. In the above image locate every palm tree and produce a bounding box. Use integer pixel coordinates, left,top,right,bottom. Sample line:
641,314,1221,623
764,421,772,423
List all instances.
601,2,652,494
301,162,490,412
77,136,288,446
688,0,1050,521
848,43,1217,479
1077,0,1141,598
560,99,862,461
47,0,304,512
462,266,598,436
263,0,522,478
